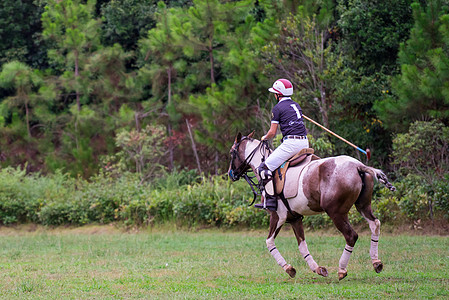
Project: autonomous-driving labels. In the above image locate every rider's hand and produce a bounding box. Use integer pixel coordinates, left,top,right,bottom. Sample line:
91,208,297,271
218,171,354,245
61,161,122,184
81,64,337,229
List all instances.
261,135,267,141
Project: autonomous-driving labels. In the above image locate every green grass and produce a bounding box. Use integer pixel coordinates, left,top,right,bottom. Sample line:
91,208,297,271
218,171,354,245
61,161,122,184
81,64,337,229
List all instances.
0,225,448,299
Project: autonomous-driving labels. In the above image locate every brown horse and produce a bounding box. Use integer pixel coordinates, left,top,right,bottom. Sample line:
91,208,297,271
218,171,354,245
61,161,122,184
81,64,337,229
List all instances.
228,132,396,280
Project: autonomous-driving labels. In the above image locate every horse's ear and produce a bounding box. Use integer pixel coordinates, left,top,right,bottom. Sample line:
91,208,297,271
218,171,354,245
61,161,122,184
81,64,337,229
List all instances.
247,130,255,139
235,132,242,143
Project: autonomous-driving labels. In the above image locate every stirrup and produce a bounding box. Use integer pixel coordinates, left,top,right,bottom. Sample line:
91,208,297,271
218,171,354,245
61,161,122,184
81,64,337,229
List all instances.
254,193,277,211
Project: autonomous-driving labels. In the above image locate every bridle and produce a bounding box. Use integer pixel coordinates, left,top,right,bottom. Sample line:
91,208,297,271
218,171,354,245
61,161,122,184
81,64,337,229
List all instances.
228,137,271,205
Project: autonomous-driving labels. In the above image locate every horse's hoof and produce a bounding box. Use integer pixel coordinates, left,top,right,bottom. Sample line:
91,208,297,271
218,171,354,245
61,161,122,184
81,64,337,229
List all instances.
315,266,328,277
284,264,296,278
338,268,347,281
373,260,383,273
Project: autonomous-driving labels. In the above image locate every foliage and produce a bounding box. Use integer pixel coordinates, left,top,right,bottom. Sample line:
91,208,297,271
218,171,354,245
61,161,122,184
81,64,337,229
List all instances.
337,0,415,75
0,61,44,137
306,134,334,157
100,0,157,51
0,166,269,227
261,9,348,129
0,0,48,68
42,0,102,110
381,174,449,221
375,0,449,131
392,120,449,181
175,0,255,174
391,120,449,219
111,125,167,182
1,165,447,228
1,0,449,183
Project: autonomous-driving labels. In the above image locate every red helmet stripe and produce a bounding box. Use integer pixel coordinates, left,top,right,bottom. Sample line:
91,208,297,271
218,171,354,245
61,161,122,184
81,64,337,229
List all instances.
272,87,283,95
278,79,292,88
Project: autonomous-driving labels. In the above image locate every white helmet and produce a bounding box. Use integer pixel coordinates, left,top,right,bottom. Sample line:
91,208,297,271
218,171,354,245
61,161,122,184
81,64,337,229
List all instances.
268,79,293,96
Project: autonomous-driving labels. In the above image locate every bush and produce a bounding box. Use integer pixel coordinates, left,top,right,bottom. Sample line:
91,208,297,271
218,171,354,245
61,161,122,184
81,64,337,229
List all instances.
391,120,449,219
432,175,449,220
0,167,269,227
1,165,447,228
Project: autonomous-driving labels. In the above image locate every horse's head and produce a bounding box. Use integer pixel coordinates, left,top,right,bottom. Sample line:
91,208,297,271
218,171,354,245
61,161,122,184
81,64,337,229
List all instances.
228,131,255,181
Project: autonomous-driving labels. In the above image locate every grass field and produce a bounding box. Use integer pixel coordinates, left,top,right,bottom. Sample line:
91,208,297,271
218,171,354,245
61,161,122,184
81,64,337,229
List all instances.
0,225,448,299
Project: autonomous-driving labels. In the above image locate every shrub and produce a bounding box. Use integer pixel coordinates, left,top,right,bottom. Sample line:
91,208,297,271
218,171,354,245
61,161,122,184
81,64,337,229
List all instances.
432,175,449,220
0,164,447,228
391,120,449,219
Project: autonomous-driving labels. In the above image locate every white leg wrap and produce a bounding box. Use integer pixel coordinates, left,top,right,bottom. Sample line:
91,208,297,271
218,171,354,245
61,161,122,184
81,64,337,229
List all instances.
368,219,380,261
298,241,319,271
339,244,354,270
370,234,379,260
267,237,286,267
269,246,287,267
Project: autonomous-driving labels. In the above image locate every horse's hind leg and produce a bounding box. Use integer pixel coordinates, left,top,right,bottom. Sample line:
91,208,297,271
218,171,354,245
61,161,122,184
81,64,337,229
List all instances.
355,171,383,273
266,211,296,278
326,212,358,280
290,217,328,277
365,214,382,273
356,204,383,273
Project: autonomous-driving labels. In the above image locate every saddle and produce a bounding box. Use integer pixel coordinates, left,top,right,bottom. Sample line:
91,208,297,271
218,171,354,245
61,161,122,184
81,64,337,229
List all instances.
265,148,320,199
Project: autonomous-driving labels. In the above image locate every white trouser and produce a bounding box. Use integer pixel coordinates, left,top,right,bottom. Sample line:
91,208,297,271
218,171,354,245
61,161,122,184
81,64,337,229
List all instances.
265,138,309,171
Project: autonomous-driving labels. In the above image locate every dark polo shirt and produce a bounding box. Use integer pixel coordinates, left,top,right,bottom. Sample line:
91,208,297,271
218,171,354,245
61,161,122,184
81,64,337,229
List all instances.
271,97,307,137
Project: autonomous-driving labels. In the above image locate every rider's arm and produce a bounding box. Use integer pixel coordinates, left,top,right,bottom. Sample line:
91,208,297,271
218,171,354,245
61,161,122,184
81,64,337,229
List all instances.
262,122,278,140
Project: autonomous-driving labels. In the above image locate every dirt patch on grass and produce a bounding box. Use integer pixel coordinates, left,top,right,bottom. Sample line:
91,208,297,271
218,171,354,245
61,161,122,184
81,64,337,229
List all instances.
0,224,124,236
0,220,447,236
385,219,449,236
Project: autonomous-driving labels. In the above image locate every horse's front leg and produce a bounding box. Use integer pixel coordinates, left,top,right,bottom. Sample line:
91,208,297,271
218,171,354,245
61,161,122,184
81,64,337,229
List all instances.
290,217,328,277
266,211,296,278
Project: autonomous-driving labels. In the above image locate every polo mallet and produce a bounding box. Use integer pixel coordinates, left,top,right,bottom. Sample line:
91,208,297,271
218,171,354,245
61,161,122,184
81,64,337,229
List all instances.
302,114,371,160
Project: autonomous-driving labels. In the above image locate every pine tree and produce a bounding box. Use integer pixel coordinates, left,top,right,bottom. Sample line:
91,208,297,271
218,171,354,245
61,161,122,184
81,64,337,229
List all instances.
139,2,186,170
0,61,43,138
42,0,101,112
86,43,138,113
39,0,110,177
171,0,253,174
375,0,449,131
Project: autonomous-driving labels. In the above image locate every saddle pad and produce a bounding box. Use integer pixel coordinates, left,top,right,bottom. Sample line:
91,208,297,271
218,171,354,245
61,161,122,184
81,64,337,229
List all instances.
274,149,314,190
276,154,313,197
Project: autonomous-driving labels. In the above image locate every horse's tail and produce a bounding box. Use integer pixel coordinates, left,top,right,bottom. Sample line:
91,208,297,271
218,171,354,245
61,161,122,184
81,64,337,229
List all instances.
358,166,396,192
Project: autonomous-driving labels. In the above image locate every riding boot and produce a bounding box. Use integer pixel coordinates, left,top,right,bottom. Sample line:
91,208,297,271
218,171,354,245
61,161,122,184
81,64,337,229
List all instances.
254,193,278,211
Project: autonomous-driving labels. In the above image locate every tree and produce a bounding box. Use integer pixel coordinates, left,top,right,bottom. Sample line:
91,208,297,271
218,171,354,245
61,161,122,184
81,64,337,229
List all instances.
100,0,157,51
262,9,345,128
86,43,139,112
0,0,48,69
171,0,253,174
42,0,102,112
375,0,449,131
337,0,414,76
0,61,43,138
189,9,270,171
139,2,186,170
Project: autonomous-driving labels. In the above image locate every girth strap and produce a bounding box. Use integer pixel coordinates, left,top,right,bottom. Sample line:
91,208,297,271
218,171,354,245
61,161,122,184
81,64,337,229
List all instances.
278,191,303,220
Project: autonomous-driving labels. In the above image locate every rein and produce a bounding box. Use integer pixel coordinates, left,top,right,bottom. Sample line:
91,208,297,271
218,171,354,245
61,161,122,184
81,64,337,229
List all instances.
229,138,271,206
